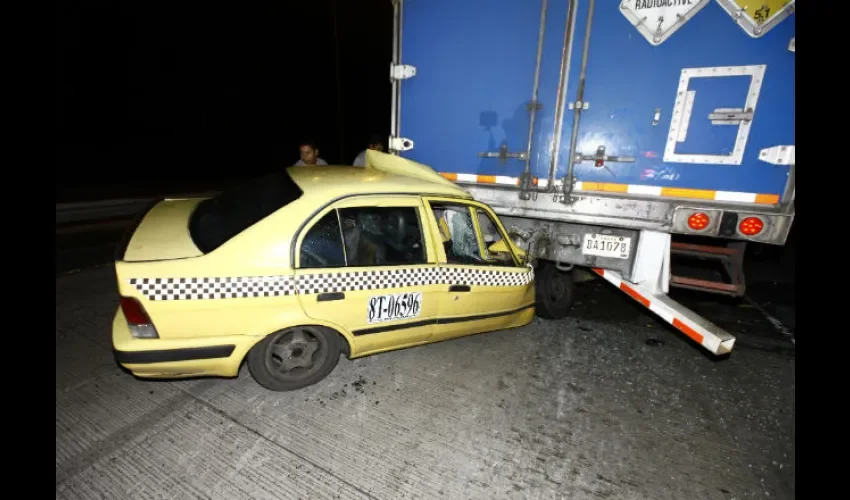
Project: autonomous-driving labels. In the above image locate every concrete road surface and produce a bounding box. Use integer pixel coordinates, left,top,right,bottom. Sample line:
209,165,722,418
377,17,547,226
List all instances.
56,266,794,500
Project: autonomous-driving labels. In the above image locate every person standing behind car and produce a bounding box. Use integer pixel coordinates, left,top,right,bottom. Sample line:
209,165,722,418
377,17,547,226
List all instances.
352,134,385,167
293,139,328,166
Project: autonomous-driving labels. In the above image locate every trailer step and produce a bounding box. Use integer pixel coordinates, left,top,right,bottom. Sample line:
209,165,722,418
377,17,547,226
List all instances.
670,276,743,296
670,242,739,256
670,241,747,297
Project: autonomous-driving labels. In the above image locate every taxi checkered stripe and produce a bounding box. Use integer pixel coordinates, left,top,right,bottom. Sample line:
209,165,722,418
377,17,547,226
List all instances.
296,268,444,295
128,276,297,301
128,266,534,301
441,266,533,288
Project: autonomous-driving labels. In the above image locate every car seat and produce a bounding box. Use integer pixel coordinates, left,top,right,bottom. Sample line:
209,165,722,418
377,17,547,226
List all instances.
383,209,422,263
357,212,386,265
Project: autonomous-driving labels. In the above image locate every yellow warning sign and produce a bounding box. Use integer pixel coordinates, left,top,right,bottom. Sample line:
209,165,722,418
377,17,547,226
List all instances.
742,1,792,25
716,0,795,37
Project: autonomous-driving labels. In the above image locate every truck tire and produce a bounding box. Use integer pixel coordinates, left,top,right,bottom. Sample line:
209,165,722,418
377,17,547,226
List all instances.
534,262,576,320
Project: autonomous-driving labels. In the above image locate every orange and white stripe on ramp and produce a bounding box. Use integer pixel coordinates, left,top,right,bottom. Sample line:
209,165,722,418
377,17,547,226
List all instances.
592,268,736,356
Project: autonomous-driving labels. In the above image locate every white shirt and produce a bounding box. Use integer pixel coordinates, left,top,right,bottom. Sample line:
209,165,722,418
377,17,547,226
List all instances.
352,150,367,167
292,158,328,166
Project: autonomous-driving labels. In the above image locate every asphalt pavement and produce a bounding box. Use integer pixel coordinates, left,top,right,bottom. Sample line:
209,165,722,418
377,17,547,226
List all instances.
56,225,127,275
56,228,795,499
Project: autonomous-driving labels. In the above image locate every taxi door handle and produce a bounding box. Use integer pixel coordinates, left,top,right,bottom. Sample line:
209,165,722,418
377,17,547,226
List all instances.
449,285,470,292
317,292,345,302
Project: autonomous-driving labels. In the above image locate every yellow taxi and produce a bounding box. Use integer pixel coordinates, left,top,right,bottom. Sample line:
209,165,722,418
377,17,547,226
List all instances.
112,151,535,391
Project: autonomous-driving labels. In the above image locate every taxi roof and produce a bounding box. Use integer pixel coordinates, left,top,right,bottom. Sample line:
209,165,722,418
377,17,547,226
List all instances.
287,159,472,202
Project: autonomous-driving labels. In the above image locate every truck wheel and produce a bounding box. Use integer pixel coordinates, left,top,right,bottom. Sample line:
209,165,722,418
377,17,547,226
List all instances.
247,326,342,391
534,263,576,320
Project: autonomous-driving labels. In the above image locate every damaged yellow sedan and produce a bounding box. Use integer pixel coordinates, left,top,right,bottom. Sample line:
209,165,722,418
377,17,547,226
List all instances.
112,151,535,391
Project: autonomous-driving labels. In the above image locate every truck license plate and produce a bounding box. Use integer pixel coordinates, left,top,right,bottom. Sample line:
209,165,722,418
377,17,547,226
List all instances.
581,234,631,259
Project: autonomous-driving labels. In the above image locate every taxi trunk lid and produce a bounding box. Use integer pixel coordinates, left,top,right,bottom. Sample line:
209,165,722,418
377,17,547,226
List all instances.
117,198,205,262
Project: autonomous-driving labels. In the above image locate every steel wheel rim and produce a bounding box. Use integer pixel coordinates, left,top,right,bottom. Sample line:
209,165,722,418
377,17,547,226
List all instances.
264,327,328,381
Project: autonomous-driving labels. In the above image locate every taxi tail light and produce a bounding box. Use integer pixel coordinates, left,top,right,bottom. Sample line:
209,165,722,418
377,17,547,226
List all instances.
120,296,159,339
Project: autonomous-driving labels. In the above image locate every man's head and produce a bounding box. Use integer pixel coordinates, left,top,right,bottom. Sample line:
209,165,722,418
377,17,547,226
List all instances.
299,140,320,165
367,134,385,152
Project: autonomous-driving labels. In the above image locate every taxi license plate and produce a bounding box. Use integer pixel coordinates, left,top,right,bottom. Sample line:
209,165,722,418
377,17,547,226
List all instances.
581,234,631,259
367,292,422,324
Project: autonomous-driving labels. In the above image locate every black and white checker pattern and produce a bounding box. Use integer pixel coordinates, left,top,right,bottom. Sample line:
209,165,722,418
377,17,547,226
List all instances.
297,268,444,295
128,266,533,301
128,276,297,301
440,266,534,287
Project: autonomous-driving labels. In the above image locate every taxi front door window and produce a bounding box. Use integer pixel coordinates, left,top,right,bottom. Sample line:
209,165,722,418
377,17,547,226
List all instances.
474,208,515,266
434,205,516,267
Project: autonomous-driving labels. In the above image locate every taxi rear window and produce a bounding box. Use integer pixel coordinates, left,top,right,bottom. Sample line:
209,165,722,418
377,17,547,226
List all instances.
188,169,304,253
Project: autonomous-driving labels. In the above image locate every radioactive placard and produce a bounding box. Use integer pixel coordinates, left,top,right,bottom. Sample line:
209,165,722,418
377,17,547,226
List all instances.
716,0,795,38
619,0,711,46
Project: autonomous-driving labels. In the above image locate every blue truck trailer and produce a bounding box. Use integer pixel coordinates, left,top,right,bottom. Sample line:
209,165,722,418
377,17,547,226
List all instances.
388,0,795,355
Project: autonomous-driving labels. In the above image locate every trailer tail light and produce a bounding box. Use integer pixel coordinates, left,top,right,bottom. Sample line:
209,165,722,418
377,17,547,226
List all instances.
739,216,764,236
687,212,710,231
120,296,159,339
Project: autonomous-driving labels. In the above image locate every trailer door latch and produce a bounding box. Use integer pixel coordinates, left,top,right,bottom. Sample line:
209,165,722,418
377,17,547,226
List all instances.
575,145,636,167
478,142,528,164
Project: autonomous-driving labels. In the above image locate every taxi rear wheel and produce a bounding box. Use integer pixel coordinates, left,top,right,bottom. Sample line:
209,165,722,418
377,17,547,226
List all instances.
247,326,342,391
534,262,575,320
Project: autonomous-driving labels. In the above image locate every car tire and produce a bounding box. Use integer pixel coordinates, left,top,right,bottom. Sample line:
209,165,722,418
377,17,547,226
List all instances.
534,262,576,320
247,326,343,391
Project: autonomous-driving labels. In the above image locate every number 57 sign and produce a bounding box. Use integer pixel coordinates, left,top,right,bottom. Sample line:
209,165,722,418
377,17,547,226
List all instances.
716,0,795,38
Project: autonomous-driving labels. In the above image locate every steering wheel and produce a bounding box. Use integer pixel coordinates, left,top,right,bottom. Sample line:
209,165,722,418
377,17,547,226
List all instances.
302,248,329,267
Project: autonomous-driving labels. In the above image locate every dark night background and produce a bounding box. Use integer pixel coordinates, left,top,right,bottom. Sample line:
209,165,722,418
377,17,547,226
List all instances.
56,0,393,202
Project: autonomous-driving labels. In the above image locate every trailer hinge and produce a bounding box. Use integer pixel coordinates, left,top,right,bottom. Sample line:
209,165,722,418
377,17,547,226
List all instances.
788,37,795,52
390,64,416,81
759,145,795,165
389,136,414,152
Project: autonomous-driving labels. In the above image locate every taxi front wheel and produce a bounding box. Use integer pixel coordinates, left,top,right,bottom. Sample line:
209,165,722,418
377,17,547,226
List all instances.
534,262,576,320
247,326,343,391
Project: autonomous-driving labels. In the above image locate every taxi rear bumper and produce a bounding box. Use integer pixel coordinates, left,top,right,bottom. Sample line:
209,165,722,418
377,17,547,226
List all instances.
111,307,261,379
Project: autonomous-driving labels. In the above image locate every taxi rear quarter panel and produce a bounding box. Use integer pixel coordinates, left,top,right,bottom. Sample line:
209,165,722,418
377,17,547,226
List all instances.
114,193,341,377
116,194,318,341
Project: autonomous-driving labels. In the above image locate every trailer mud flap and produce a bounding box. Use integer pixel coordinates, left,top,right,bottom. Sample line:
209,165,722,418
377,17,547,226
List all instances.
592,267,736,356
